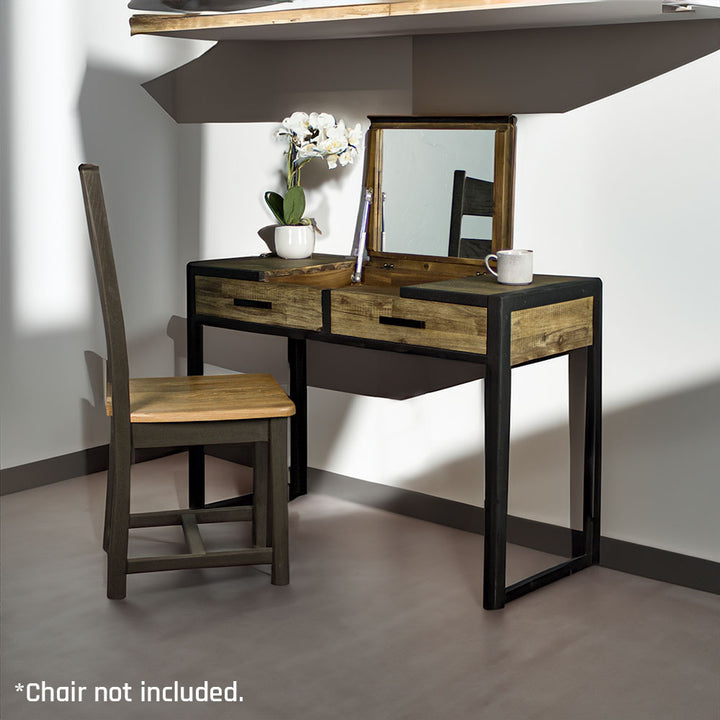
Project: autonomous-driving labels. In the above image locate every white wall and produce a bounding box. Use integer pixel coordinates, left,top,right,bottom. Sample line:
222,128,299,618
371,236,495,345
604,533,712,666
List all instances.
2,1,718,562
198,50,720,562
0,1,210,468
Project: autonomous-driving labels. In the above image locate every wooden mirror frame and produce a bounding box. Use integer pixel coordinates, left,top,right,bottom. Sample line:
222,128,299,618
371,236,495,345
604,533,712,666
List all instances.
364,116,517,261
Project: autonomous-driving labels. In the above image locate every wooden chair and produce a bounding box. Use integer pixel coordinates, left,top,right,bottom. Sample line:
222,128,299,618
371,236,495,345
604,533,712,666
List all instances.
79,164,295,599
448,169,494,259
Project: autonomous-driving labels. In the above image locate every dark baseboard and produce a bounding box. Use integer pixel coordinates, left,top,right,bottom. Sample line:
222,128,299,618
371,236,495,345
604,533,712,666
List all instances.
0,444,252,497
307,468,720,596
599,537,720,595
3,450,716,596
0,445,178,496
1,445,110,495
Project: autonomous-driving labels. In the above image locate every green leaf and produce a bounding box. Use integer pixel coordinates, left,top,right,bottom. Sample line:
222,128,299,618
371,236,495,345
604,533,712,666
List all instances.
283,185,306,225
264,191,285,225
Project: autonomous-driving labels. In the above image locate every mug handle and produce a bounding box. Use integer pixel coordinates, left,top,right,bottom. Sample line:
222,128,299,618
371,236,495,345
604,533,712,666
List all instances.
484,253,498,277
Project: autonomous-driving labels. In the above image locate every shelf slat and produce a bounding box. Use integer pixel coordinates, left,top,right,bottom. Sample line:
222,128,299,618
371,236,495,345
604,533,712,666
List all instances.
130,0,719,40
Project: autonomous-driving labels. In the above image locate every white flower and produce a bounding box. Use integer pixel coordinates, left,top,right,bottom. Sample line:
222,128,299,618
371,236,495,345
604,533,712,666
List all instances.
309,112,335,132
348,122,363,148
282,111,311,141
317,135,348,157
328,119,347,139
338,149,355,166
297,142,320,159
273,110,362,198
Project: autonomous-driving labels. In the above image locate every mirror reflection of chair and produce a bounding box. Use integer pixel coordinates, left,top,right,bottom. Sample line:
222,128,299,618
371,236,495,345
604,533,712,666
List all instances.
79,164,294,600
448,169,494,259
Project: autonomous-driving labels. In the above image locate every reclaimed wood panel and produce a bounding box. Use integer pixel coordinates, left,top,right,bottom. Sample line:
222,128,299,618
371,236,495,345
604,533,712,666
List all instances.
361,252,488,287
510,296,593,365
195,275,323,330
130,1,597,37
331,290,487,353
270,266,355,288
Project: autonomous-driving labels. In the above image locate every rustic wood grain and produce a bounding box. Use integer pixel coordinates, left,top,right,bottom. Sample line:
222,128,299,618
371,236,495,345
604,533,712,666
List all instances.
270,266,355,288
257,256,355,280
492,123,516,251
366,124,384,252
331,290,488,353
195,275,323,330
510,296,593,365
190,254,353,280
363,118,515,258
130,1,572,37
107,374,295,423
363,255,485,287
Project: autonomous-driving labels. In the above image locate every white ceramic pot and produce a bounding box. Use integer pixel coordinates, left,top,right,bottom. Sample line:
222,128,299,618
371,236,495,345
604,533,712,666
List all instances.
274,225,315,259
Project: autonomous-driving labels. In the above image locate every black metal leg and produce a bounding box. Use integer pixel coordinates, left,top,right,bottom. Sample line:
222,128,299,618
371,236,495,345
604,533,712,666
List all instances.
483,298,512,610
187,313,205,508
587,287,603,564
566,292,602,565
288,337,308,498
492,282,603,607
568,347,588,559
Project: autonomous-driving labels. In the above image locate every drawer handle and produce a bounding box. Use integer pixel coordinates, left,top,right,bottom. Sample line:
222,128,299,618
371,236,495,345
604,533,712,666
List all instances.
233,298,273,310
379,315,426,329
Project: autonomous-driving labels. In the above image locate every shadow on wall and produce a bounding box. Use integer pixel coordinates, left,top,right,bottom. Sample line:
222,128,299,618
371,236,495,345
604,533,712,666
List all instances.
142,36,413,122
166,315,485,398
141,22,720,121
77,62,203,448
380,376,720,562
81,351,109,448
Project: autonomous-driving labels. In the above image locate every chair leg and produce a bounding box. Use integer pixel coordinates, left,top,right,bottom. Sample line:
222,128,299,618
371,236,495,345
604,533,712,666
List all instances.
252,441,269,548
269,418,289,586
106,435,132,600
102,437,115,553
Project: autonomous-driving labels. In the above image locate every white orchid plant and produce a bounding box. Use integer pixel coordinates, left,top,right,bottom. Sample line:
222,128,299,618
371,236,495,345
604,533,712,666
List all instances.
265,111,363,227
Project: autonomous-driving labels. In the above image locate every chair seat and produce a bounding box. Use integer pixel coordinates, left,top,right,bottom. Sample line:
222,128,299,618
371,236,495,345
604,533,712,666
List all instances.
106,373,295,423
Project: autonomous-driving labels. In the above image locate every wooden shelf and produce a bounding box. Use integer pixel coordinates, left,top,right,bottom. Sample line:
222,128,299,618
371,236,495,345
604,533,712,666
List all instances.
130,0,720,41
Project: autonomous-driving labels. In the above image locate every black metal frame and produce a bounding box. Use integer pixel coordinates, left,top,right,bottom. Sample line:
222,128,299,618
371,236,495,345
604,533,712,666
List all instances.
187,261,602,610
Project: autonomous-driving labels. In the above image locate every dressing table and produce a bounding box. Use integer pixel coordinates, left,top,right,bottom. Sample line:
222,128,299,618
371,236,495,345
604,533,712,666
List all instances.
185,117,602,609
125,0,720,611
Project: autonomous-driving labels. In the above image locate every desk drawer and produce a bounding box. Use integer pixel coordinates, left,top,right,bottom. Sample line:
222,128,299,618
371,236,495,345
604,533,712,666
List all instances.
330,290,487,353
194,276,323,331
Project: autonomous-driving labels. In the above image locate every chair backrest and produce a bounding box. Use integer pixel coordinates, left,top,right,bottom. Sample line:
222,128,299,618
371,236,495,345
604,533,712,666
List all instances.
448,169,494,259
79,164,131,426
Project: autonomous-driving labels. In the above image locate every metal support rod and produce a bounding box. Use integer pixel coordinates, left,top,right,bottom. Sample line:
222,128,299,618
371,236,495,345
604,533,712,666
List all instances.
483,296,512,610
568,347,588,558
588,282,603,563
288,337,308,498
352,188,373,283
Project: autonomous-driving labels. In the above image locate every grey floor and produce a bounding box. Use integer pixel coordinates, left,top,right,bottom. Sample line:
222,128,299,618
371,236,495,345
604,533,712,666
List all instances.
1,454,719,720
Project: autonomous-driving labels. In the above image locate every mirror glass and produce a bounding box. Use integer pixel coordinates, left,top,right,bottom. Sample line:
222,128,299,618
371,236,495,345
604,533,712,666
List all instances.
364,118,515,260
382,128,494,256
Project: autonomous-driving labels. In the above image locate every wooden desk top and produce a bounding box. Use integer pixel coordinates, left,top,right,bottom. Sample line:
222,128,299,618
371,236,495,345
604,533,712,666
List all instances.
400,273,599,307
189,255,600,364
188,254,354,280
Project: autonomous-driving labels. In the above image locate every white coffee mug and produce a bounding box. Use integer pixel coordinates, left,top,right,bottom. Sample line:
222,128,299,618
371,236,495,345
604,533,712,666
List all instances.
484,249,534,285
